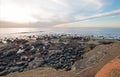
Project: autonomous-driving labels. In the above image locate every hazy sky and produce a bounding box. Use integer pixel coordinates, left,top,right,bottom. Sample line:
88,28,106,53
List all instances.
0,0,120,28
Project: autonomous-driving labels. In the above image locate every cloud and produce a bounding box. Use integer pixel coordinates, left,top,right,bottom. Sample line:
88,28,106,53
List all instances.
31,0,105,22
1,9,120,28
75,9,120,22
0,21,26,28
54,9,120,27
0,0,118,28
0,0,105,23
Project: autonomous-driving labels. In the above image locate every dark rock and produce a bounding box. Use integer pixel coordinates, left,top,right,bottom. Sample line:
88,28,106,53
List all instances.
0,70,8,76
23,44,31,51
16,61,27,66
3,49,16,57
33,42,44,48
28,56,34,62
31,49,37,54
54,63,63,69
20,56,29,61
66,56,71,59
99,40,114,45
14,39,28,44
26,59,44,70
8,66,25,72
89,44,96,49
24,46,31,51
0,62,7,66
0,66,5,72
65,65,71,71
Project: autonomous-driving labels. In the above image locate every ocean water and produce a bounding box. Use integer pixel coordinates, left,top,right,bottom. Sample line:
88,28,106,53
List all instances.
0,27,120,39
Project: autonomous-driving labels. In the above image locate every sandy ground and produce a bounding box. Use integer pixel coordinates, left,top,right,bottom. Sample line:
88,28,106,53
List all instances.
95,58,120,77
74,42,120,77
1,67,76,77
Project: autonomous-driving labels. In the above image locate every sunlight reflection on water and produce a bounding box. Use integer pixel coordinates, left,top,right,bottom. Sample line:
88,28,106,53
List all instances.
0,28,50,38
0,28,39,34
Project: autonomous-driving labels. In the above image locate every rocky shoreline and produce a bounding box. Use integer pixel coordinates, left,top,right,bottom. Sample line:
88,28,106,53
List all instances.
0,34,119,76
0,34,95,76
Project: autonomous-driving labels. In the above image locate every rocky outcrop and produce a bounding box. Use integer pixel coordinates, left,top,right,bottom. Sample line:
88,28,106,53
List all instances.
0,36,90,76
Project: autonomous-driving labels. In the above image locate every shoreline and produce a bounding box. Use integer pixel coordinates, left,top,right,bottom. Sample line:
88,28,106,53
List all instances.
0,33,120,41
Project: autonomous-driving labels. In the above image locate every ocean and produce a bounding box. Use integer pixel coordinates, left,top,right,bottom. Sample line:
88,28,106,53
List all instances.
0,27,120,39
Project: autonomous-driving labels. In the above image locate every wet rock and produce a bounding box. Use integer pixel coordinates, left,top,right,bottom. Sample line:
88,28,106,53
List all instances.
28,56,34,62
8,66,25,72
31,48,37,54
14,39,28,44
0,62,7,66
0,66,5,72
23,44,32,51
54,63,63,69
17,49,25,54
16,61,27,66
20,56,28,61
99,40,114,45
33,42,44,49
0,70,8,76
24,47,31,51
26,59,44,70
3,49,16,57
89,44,97,49
64,65,71,71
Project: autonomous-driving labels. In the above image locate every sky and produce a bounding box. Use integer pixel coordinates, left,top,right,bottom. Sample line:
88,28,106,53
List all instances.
0,0,120,28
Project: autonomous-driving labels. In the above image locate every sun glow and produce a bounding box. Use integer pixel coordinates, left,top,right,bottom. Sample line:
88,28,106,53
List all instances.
0,2,37,23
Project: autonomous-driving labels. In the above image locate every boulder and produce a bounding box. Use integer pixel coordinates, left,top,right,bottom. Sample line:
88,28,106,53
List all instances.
3,49,16,57
8,66,25,72
16,61,27,66
0,70,8,76
0,62,7,66
17,49,25,54
0,66,5,72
